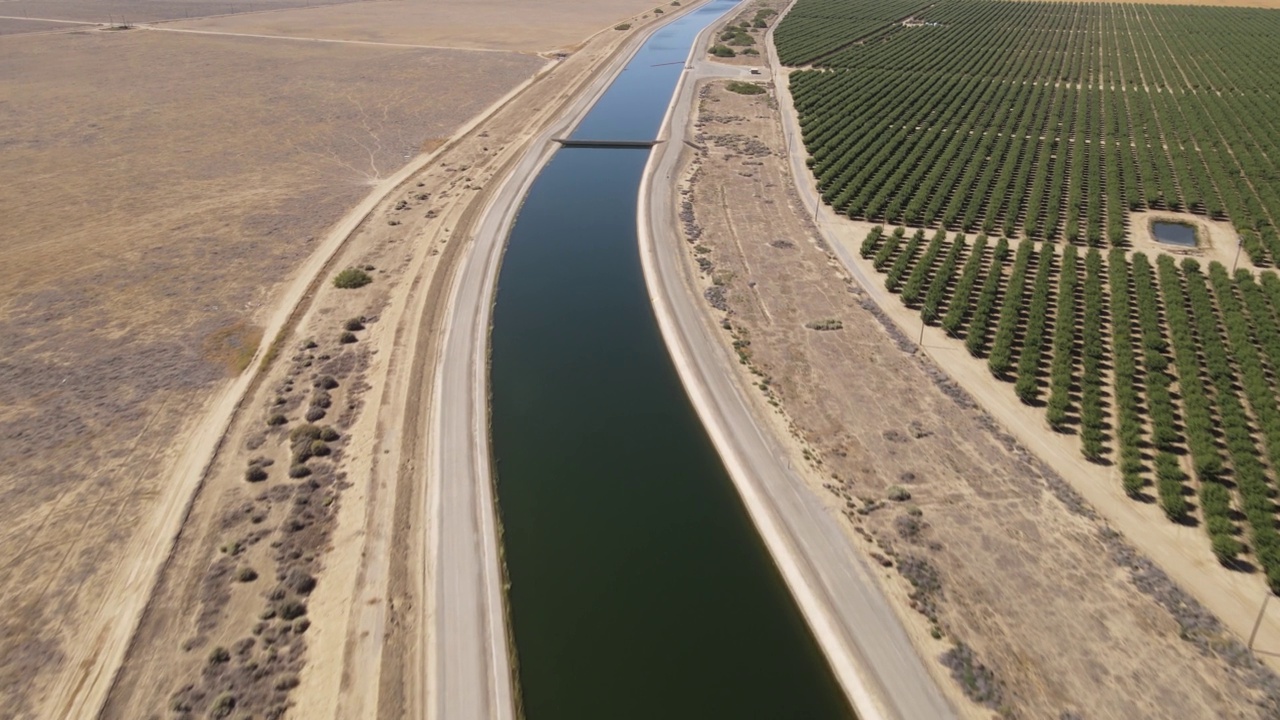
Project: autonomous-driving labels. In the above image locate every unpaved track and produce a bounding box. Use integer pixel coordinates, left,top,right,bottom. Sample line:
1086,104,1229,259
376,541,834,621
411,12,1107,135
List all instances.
141,24,519,52
636,13,954,720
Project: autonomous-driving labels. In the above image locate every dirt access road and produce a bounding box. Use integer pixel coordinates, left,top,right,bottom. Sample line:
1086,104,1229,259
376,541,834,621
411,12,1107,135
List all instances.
636,17,954,720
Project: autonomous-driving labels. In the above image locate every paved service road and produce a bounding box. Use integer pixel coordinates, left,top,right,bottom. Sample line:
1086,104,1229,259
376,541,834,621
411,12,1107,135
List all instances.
636,15,957,720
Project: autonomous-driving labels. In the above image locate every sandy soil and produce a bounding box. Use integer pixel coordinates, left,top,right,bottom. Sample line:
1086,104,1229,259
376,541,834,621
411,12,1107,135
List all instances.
674,79,1280,718
0,0,354,23
92,5,693,720
165,0,670,52
0,22,540,720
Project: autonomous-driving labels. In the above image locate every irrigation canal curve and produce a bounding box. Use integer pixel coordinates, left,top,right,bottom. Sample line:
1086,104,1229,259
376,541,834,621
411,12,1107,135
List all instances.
488,0,856,717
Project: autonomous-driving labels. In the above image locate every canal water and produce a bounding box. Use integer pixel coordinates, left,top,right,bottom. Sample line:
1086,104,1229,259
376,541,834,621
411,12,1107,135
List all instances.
487,1,856,718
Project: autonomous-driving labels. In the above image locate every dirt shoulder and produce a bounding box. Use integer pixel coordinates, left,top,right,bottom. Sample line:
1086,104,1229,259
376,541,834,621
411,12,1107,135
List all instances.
671,79,1280,717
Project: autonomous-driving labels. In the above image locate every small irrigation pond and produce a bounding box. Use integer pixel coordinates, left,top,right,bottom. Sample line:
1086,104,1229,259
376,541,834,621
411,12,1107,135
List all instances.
487,1,856,718
1152,220,1197,247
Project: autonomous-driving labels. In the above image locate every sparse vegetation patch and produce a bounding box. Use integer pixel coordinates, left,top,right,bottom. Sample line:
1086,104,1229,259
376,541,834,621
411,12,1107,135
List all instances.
333,268,373,289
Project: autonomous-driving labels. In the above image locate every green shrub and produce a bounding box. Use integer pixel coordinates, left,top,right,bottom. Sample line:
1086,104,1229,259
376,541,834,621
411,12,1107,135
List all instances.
709,45,736,57
319,426,341,442
726,81,766,95
333,268,372,289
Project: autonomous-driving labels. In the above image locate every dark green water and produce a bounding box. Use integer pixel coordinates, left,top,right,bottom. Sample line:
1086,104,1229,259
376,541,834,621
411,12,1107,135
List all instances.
488,3,855,718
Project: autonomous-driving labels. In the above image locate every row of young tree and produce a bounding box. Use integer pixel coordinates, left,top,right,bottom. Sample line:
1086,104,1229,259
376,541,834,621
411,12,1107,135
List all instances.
857,225,1280,589
787,0,1280,252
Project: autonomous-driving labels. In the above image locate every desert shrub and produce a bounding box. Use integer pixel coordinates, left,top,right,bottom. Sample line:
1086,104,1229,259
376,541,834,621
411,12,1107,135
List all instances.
305,406,326,422
286,568,317,595
709,45,736,57
804,318,842,331
311,391,332,409
333,268,372,289
344,317,365,332
726,81,766,95
266,414,286,427
292,441,313,464
319,426,341,442
207,646,231,665
236,567,258,582
654,7,663,13
614,22,631,30
339,331,357,344
278,600,308,620
275,675,301,691
294,618,311,634
887,486,912,502
310,440,330,457
315,375,339,390
244,466,268,483
207,693,236,719
288,464,312,479
289,423,322,441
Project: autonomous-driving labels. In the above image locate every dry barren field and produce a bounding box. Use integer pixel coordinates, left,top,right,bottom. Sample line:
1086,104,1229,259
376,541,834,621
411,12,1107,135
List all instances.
676,80,1280,717
0,0,353,24
165,0,669,52
0,20,541,719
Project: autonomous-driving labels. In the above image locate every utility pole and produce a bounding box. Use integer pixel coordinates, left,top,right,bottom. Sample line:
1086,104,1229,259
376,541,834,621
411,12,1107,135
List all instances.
1248,592,1271,650
1232,236,1244,273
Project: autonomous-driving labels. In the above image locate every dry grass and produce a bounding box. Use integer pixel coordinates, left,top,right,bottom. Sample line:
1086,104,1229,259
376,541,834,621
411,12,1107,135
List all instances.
2,0,354,23
679,81,1280,718
164,0,668,51
0,25,539,716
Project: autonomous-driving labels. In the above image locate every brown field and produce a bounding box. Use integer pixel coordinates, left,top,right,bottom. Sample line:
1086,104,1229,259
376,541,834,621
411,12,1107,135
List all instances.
165,0,669,52
677,80,1280,717
0,23,540,718
0,0,353,23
